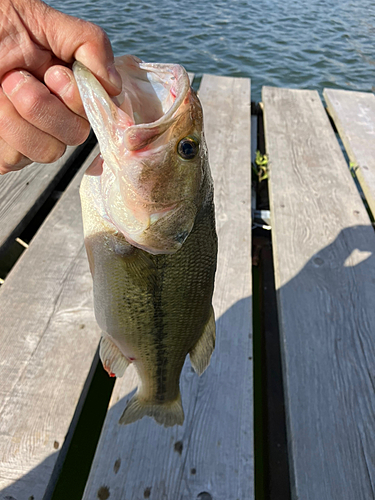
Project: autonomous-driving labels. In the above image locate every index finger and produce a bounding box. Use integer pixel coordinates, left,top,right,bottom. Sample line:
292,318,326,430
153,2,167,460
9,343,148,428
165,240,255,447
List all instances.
1,70,89,147
8,0,122,96
44,65,87,118
38,5,122,95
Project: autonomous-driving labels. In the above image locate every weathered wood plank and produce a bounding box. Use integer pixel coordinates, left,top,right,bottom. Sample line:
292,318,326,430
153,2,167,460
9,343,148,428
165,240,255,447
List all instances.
0,146,101,500
0,143,89,256
82,75,253,500
263,86,375,500
324,89,375,215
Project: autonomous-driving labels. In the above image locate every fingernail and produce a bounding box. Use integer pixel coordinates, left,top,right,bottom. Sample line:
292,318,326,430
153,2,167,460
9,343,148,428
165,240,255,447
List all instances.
2,71,29,97
45,68,73,97
107,64,122,92
85,154,104,176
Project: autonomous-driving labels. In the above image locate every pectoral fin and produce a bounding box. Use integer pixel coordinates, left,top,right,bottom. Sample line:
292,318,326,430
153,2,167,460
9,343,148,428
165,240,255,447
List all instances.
99,335,129,378
189,306,216,375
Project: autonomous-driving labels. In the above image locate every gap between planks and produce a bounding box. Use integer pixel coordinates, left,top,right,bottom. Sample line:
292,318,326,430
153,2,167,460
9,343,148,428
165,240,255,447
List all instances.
263,86,375,500
324,88,375,218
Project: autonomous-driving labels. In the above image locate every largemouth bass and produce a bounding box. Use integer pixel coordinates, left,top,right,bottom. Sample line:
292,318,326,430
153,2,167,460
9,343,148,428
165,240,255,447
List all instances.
73,55,217,427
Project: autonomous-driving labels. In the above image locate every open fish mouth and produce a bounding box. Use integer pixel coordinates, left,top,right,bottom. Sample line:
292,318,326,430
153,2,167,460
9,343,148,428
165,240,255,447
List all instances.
74,56,203,255
73,56,191,154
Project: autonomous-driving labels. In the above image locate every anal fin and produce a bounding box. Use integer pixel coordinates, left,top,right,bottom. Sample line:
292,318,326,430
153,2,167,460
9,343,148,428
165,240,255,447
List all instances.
99,335,129,378
189,305,216,375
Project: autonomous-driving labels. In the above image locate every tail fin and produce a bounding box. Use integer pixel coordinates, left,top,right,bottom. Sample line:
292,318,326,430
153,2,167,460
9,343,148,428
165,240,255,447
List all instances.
119,392,184,427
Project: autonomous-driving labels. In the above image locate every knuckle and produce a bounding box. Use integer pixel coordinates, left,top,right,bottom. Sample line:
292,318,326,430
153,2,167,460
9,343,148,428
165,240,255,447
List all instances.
5,150,24,166
0,100,16,135
39,143,67,164
0,146,31,173
20,91,46,121
77,18,109,46
68,121,90,145
89,23,109,45
0,113,20,143
0,112,11,134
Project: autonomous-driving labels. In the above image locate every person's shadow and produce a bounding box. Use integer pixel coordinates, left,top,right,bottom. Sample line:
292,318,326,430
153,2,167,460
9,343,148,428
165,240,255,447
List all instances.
273,224,375,500
2,225,375,500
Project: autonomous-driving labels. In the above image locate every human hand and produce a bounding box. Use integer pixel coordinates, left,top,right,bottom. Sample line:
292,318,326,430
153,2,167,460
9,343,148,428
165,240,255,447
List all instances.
0,0,122,174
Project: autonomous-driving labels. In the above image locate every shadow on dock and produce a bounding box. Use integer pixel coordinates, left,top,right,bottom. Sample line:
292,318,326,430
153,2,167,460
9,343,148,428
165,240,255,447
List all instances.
2,224,375,500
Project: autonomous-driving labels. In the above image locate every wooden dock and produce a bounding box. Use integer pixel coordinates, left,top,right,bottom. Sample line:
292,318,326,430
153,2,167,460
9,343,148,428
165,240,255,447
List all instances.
0,75,374,500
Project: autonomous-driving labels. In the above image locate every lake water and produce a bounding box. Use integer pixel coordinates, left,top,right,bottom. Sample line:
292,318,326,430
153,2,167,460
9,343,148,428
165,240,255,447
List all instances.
47,0,374,101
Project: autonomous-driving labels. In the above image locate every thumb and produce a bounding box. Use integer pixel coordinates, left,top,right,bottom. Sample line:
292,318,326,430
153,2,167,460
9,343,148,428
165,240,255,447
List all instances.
39,3,122,94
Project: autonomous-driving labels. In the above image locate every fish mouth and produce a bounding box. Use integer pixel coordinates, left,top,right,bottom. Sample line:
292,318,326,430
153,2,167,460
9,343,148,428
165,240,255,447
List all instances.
123,59,190,151
73,56,199,255
73,56,191,154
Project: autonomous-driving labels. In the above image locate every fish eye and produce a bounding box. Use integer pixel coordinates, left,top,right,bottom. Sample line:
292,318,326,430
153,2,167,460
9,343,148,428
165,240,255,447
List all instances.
177,136,199,160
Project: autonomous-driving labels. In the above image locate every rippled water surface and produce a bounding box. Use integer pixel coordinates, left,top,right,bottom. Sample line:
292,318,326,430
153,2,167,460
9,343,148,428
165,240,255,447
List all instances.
47,0,374,101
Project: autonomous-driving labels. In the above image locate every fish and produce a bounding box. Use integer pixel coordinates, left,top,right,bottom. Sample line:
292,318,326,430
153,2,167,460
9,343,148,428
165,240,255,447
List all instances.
73,55,217,427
